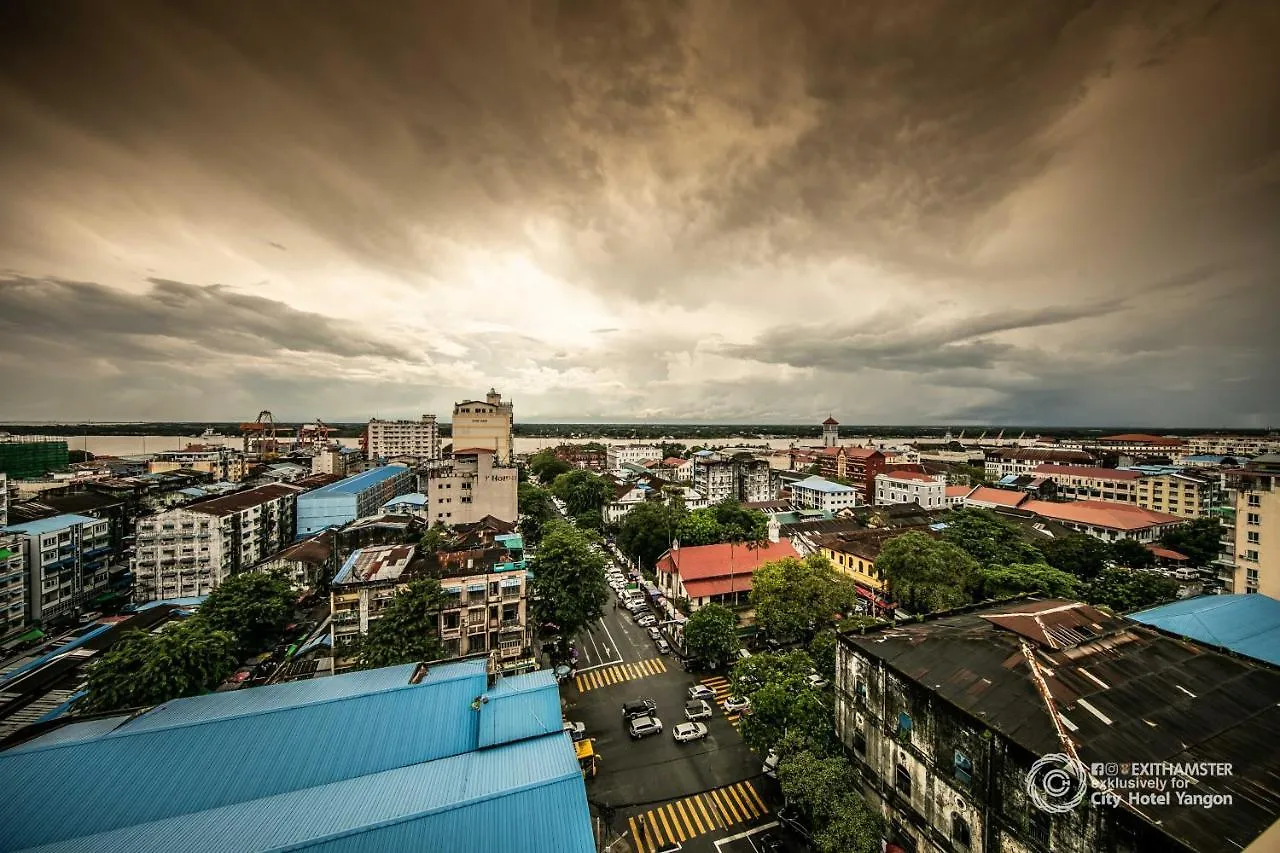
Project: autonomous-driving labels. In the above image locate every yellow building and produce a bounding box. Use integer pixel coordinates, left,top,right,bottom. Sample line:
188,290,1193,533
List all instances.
1135,471,1217,519
451,388,514,464
1232,457,1280,597
819,537,886,592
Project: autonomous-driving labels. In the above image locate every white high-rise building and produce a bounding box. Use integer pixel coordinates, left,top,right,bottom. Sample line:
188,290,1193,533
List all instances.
451,390,514,464
366,415,441,463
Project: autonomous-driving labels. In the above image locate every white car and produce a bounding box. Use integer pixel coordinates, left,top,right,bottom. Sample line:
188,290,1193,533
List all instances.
722,695,750,714
688,684,716,702
562,721,586,741
806,673,829,689
636,615,657,628
684,699,713,721
673,722,708,743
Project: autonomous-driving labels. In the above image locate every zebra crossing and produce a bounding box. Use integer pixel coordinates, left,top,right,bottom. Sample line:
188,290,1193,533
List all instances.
627,780,770,853
574,657,667,692
699,675,743,729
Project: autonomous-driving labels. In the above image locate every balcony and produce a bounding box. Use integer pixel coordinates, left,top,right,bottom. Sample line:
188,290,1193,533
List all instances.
333,610,360,624
466,621,486,636
500,619,523,632
442,623,462,639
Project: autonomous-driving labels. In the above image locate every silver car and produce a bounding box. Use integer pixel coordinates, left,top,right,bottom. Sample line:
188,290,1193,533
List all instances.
673,722,708,743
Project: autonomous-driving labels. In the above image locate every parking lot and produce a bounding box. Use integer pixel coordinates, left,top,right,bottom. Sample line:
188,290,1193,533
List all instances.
563,543,782,853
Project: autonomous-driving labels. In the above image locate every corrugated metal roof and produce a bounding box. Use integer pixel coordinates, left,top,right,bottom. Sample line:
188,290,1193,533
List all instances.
791,475,856,494
301,465,409,497
1130,594,1280,666
0,661,491,849
13,733,593,853
18,715,131,748
478,670,561,748
3,513,102,535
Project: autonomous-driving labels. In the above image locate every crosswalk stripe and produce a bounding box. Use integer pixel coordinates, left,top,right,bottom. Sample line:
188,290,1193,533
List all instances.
665,804,686,842
628,816,648,853
574,675,584,691
606,667,619,685
729,782,757,818
655,658,667,672
626,663,639,679
715,786,743,824
646,811,664,847
678,798,702,836
694,793,718,830
745,780,768,813
639,660,654,676
656,803,677,844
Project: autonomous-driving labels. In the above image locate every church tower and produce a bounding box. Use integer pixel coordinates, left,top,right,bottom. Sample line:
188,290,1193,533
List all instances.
822,415,839,448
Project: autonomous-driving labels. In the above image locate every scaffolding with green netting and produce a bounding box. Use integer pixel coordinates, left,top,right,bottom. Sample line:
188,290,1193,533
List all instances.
0,438,69,478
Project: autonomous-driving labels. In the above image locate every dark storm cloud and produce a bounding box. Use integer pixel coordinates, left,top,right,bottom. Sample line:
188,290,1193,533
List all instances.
0,276,413,361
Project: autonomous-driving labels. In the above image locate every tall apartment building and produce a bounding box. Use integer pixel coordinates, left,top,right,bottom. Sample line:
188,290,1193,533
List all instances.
0,436,69,479
0,533,26,637
148,446,246,482
451,389,514,464
424,449,518,525
5,513,111,624
1231,454,1280,597
296,465,414,536
606,443,664,471
692,453,774,504
329,543,418,661
366,415,440,463
1134,470,1218,519
131,484,300,603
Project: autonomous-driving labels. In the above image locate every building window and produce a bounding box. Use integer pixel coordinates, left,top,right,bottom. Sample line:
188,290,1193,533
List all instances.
954,749,973,786
1249,494,1261,507
1248,531,1260,544
1246,550,1260,562
1247,512,1261,526
853,728,866,754
952,813,971,849
897,711,912,743
1029,810,1051,846
895,761,911,796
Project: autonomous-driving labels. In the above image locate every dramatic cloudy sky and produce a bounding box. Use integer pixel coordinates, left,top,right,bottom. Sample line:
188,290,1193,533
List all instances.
1,0,1277,426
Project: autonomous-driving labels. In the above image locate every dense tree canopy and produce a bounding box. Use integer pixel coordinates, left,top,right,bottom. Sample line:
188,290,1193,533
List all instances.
750,554,857,643
526,450,572,484
674,499,769,547
876,531,981,614
529,520,609,639
732,650,836,756
1084,566,1178,612
517,482,558,546
809,630,837,682
76,620,237,714
616,500,684,569
1110,537,1156,570
353,579,447,670
1038,533,1113,581
418,521,449,554
682,603,739,668
777,748,884,853
549,469,612,525
1160,517,1224,565
978,562,1081,599
197,570,295,656
942,507,1044,567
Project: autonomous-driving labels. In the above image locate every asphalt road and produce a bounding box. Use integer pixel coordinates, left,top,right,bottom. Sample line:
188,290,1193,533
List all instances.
564,549,781,853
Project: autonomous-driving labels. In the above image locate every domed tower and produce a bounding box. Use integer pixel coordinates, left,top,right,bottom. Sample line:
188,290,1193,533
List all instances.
822,415,839,448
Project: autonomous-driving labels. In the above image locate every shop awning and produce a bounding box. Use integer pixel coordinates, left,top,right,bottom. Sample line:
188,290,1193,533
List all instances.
12,628,44,644
466,583,486,593
442,585,463,595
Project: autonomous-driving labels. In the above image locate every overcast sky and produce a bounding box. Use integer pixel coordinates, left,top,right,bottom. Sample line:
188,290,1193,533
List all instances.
1,1,1277,426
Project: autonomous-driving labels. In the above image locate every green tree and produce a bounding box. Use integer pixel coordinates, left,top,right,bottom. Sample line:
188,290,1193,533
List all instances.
1039,533,1113,581
354,579,447,670
978,562,1081,599
658,442,688,460
1084,566,1178,612
527,450,572,484
1111,537,1156,570
675,507,724,546
777,749,884,853
418,521,449,554
741,681,832,755
617,500,688,569
529,520,609,639
710,499,769,544
876,531,981,614
1159,518,1224,565
76,620,238,714
730,649,815,698
751,555,858,643
517,483,558,546
197,570,295,655
942,507,1044,567
682,604,739,668
809,630,837,682
549,469,612,519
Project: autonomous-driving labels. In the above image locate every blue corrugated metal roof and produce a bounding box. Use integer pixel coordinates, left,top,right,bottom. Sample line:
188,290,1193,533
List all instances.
791,475,856,494
20,714,131,748
382,492,427,507
477,670,561,748
0,660,494,849
3,513,101,535
13,733,592,853
301,465,409,497
1130,594,1280,666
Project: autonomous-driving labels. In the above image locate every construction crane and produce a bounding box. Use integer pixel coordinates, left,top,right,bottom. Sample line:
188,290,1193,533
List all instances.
240,410,281,458
297,419,337,452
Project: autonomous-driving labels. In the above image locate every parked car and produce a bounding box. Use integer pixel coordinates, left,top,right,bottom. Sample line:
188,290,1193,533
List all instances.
656,639,671,655
672,722,708,743
628,714,663,739
622,698,658,719
636,614,657,628
755,832,785,852
736,648,752,660
562,721,586,741
777,806,814,843
688,684,716,701
684,699,713,721
647,627,662,641
722,695,750,714
763,749,779,779
806,673,829,689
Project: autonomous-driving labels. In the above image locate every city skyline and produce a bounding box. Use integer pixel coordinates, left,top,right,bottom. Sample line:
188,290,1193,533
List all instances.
1,1,1278,426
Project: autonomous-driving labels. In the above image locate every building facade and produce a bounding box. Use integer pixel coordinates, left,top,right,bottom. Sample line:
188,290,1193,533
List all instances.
790,475,861,512
818,447,886,503
1032,465,1141,504
132,484,300,602
296,465,414,536
424,449,518,526
874,471,946,509
984,448,1096,479
366,415,441,463
1018,499,1186,543
1185,434,1280,458
434,532,530,664
451,389,514,464
606,443,665,472
692,453,774,504
148,446,246,482
0,472,8,528
0,532,27,637
1230,455,1280,597
6,513,111,624
1133,470,1218,519
0,437,69,479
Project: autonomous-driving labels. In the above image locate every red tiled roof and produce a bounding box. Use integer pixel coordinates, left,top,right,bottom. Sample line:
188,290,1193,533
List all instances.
452,447,495,454
1147,545,1190,561
1033,464,1142,481
1097,433,1185,445
945,485,972,497
660,457,686,466
1021,499,1185,531
843,447,881,458
879,470,937,483
656,538,799,582
684,576,756,598
822,416,839,425
964,487,1029,507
